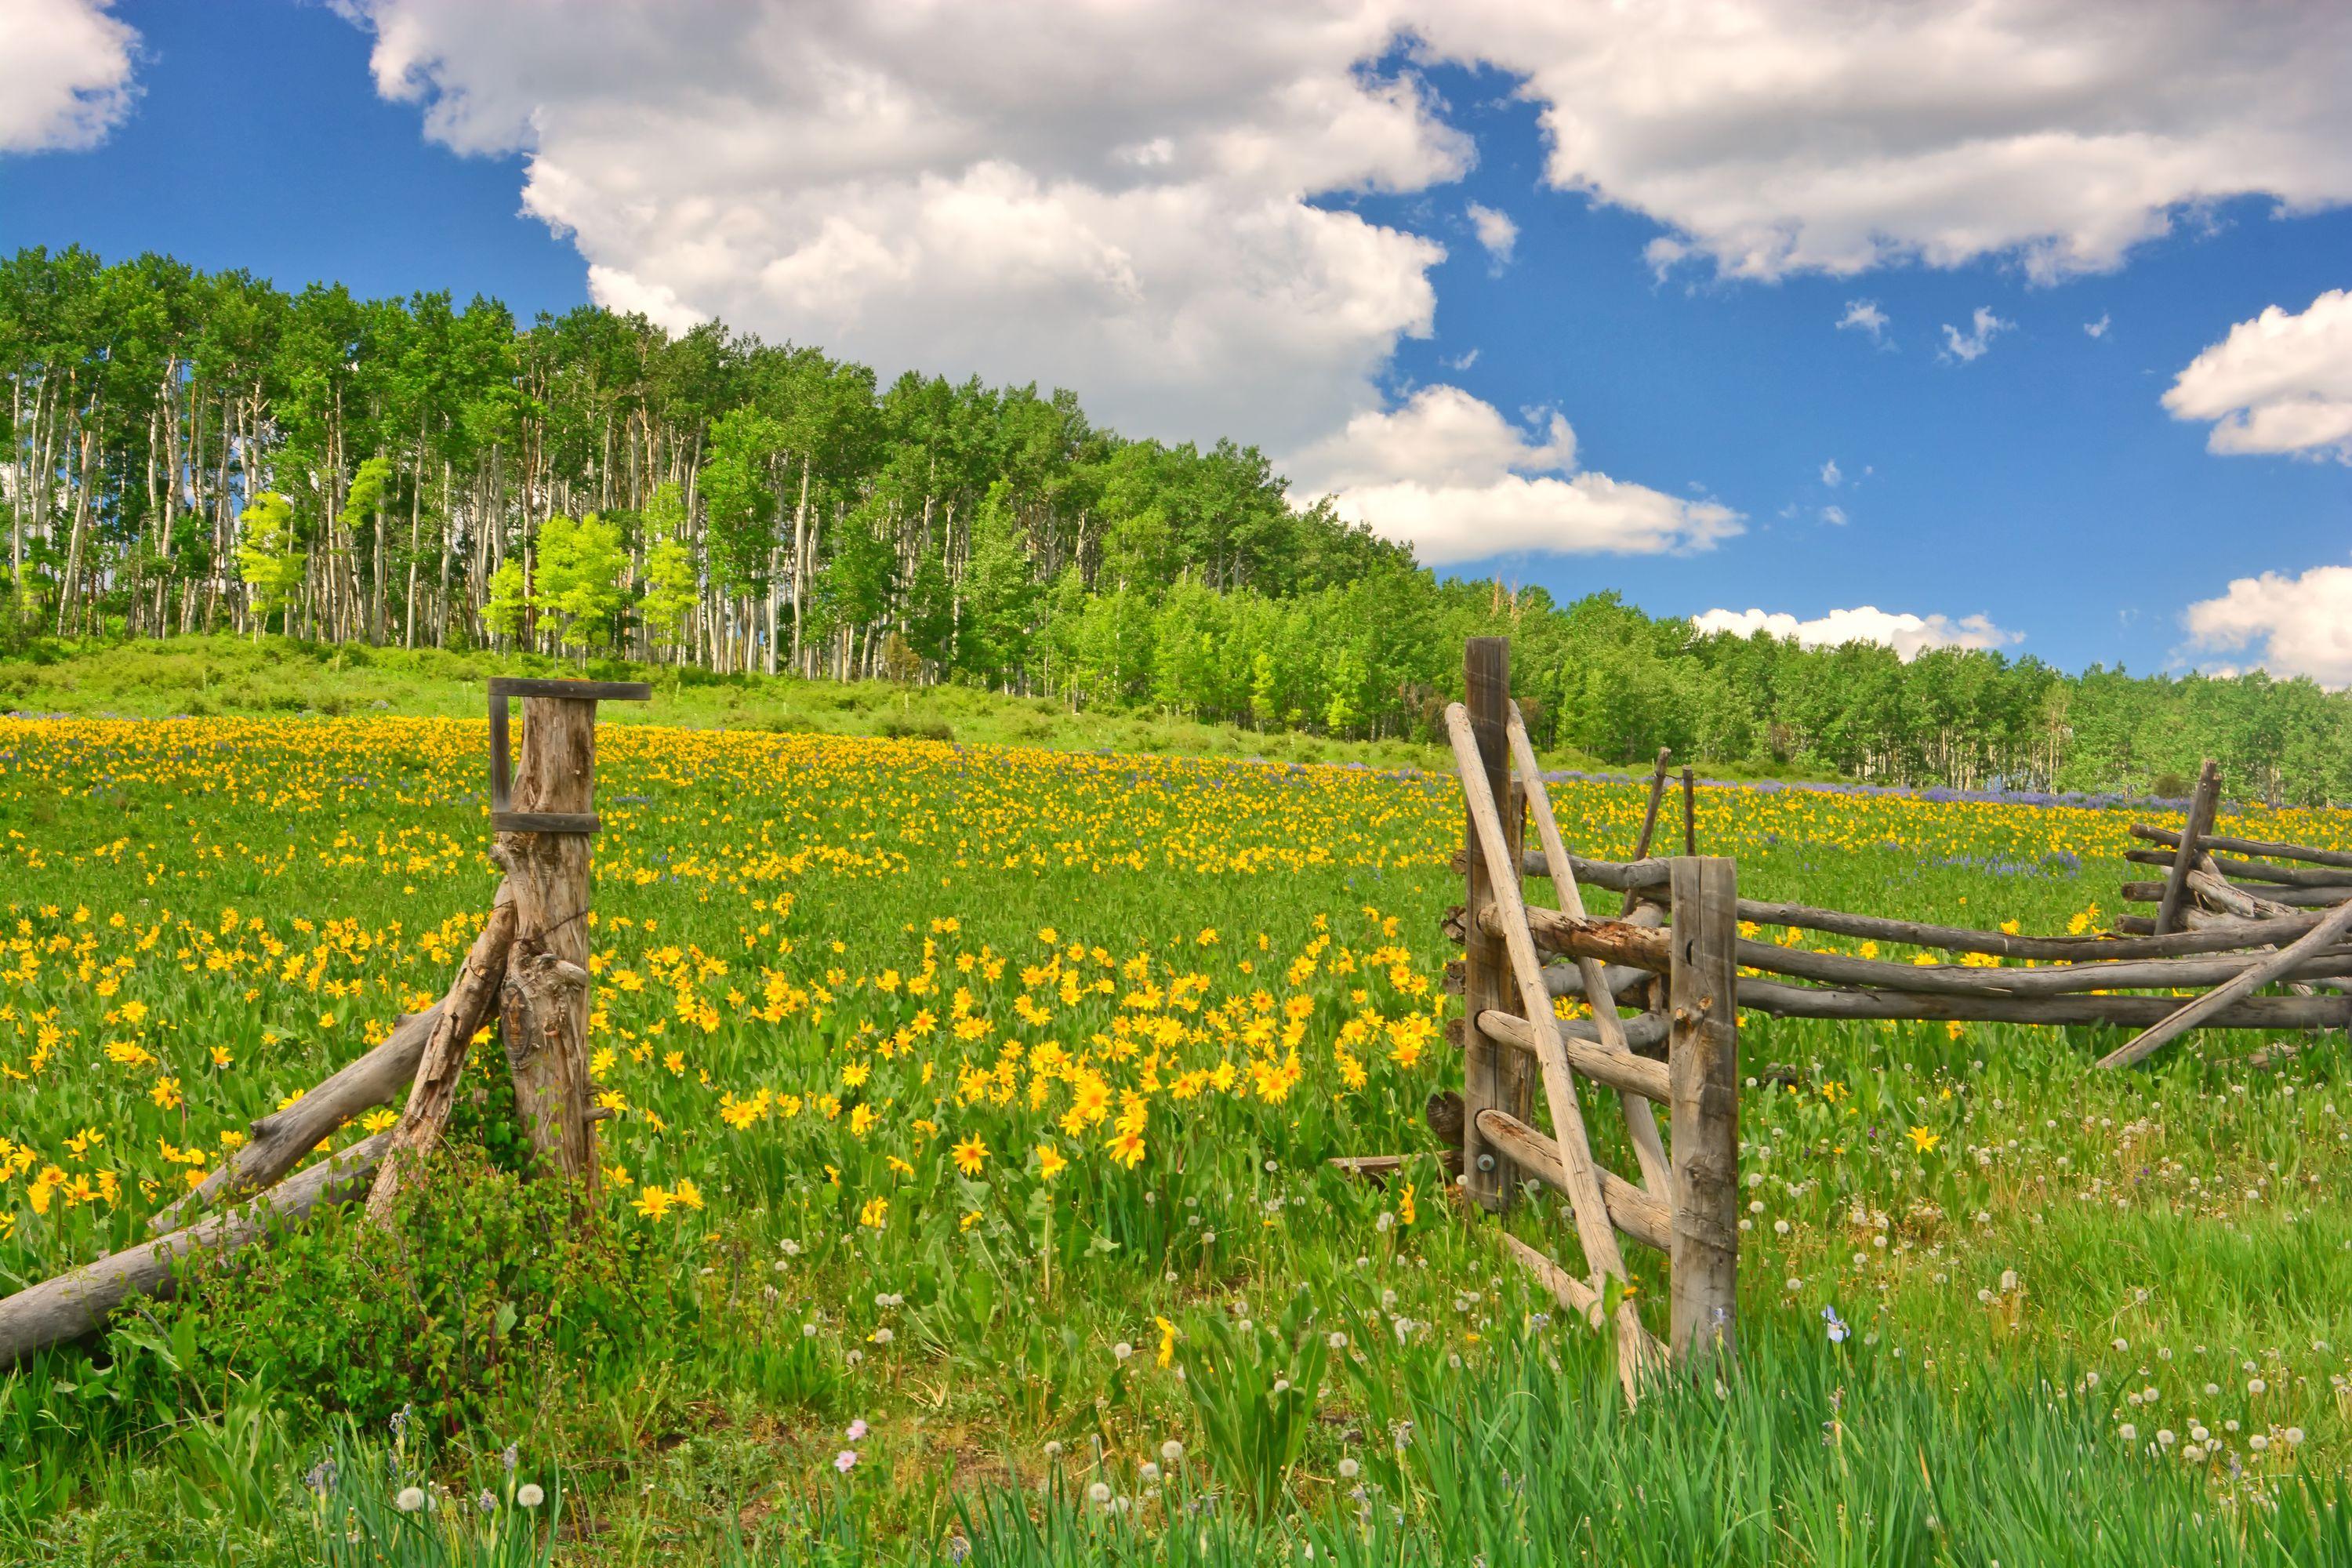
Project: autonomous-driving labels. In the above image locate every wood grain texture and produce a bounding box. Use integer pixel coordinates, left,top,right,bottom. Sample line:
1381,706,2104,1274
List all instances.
2155,760,2220,935
1668,857,1739,1370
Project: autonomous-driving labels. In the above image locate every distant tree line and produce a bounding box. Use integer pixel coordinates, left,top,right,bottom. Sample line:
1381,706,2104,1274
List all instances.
4,246,2345,801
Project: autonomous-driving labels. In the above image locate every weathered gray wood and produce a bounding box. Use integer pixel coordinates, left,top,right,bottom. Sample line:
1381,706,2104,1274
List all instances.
2134,823,2352,871
1446,1011,1673,1057
1506,703,1673,1200
364,883,518,1224
489,810,601,835
1472,1108,1671,1254
7,1134,388,1368
2123,846,2352,889
2155,760,2220,935
486,677,653,701
496,696,603,1192
1452,845,1673,891
150,1007,441,1232
1624,746,1672,916
1737,978,2347,1028
2123,877,2343,912
1668,857,1739,1369
1680,767,1697,857
488,692,511,812
1446,693,1661,1395
1450,902,1673,972
2097,896,2352,1069
1732,934,2352,998
1497,1227,1602,1325
1733,898,2328,960
1476,1011,1673,1102
1457,638,1526,1214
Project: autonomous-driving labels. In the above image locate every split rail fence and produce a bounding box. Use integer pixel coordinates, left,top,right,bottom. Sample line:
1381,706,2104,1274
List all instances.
1348,637,2352,1399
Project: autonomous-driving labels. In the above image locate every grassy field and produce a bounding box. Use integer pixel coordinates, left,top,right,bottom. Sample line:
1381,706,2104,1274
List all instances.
1,666,2348,1564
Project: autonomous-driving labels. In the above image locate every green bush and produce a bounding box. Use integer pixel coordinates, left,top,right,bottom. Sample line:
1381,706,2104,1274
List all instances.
126,1149,667,1433
877,715,954,742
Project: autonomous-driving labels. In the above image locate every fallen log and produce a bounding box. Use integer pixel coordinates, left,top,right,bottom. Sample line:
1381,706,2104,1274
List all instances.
4,1133,388,1369
1736,978,2349,1029
149,1007,441,1233
2135,823,2352,872
2097,897,2352,1069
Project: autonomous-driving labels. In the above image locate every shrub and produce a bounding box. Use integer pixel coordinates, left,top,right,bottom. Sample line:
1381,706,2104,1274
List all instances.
877,715,953,742
127,1149,667,1432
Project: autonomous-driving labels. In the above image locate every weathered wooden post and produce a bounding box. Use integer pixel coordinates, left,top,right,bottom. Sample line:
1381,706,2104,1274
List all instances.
2154,758,2220,936
1460,637,1530,1211
486,677,648,1192
1668,855,1739,1367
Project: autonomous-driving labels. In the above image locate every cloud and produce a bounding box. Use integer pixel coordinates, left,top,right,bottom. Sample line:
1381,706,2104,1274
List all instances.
1290,385,1741,564
1693,604,2022,659
1820,459,1842,488
1413,2,2352,282
2180,561,2352,685
0,0,138,153
2161,288,2352,461
1836,299,1889,342
2083,312,2111,339
1819,504,1848,526
345,0,1472,456
1940,307,2013,363
1465,201,1518,269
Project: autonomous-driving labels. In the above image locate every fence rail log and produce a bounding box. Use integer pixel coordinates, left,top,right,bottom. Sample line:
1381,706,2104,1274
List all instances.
2122,877,2326,912
1476,1011,1673,1101
2122,846,2352,889
1472,1108,1673,1254
1737,978,2349,1029
5,1133,389,1369
1733,937,2352,998
2156,760,2222,935
2133,824,2352,871
1452,901,1675,973
1446,1011,1672,1058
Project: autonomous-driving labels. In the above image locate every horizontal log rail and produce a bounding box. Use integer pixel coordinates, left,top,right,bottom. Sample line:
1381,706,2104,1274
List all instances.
1446,902,1674,972
2133,823,2352,872
1734,936,2352,998
2122,845,2352,889
1473,1108,1672,1254
1457,847,2339,961
1445,1008,1672,1058
1737,977,2350,1029
2122,878,2340,910
1475,1011,1673,1102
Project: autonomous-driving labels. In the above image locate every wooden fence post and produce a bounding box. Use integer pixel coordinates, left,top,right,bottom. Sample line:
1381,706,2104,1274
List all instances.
2154,759,2220,936
1461,637,1530,1211
1668,856,1739,1367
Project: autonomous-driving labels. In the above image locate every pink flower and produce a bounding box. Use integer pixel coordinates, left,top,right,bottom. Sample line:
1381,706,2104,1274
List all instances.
834,1450,858,1474
846,1419,869,1441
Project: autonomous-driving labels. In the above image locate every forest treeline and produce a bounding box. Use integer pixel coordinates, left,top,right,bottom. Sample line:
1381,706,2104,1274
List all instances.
4,246,2346,801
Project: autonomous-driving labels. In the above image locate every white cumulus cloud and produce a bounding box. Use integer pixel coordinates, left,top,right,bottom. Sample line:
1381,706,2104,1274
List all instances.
0,0,138,153
1414,1,2352,281
1693,605,2022,659
1837,299,1890,341
2181,562,2352,686
346,0,1471,456
2162,289,2352,461
1465,201,1518,268
1291,385,1740,564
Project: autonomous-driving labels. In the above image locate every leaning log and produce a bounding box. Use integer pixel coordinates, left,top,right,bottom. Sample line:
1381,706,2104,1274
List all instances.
1733,936,2352,999
365,884,517,1224
2122,877,2327,912
2097,898,2352,1069
4,1133,388,1369
149,1007,441,1233
1446,902,1674,973
1472,1108,1672,1254
2155,760,2220,935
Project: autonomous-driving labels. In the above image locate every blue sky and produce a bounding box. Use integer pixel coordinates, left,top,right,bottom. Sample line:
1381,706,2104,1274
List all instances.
5,1,2347,681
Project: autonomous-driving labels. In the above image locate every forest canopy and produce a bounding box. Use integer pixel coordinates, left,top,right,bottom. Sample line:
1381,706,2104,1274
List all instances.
3,245,2344,801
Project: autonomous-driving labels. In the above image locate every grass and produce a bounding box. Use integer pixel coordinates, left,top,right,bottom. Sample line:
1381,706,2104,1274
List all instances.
0,645,2347,1563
